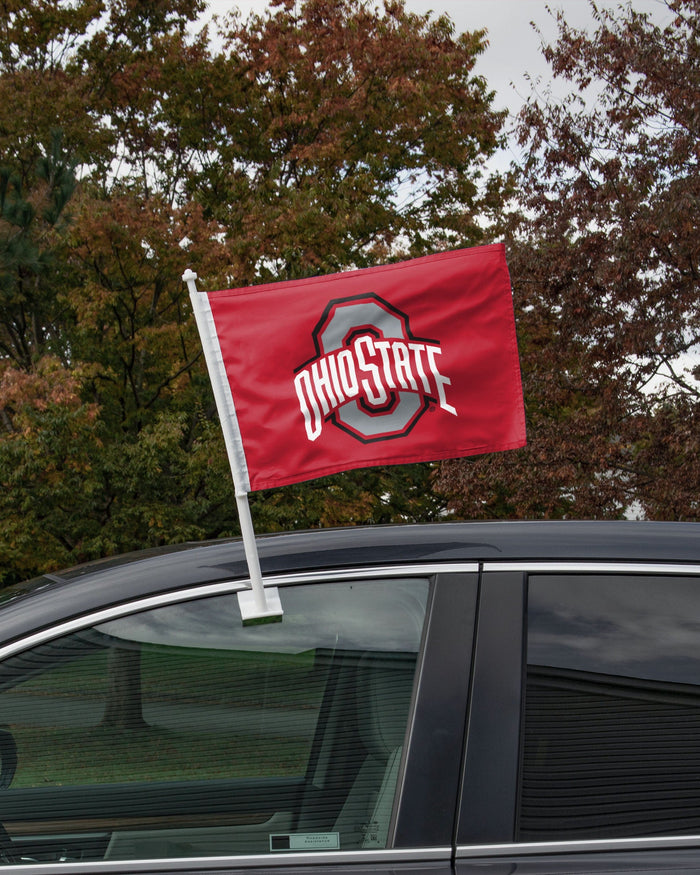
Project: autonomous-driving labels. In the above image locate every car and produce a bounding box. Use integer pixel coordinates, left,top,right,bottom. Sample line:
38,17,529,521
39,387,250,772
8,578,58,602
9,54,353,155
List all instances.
1,520,700,873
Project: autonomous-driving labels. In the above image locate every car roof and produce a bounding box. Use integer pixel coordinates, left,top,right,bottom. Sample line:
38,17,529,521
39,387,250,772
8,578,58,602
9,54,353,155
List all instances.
1,520,699,647
53,519,700,578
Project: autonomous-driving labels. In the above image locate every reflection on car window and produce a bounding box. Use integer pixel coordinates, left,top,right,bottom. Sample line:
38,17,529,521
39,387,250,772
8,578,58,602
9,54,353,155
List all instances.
519,574,700,841
0,578,428,863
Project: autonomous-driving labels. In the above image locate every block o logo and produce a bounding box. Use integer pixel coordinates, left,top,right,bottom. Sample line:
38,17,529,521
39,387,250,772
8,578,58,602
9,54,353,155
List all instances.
294,293,457,443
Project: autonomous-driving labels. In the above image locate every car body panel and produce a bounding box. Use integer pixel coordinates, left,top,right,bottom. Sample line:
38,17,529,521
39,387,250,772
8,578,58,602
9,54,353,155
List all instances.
1,521,700,873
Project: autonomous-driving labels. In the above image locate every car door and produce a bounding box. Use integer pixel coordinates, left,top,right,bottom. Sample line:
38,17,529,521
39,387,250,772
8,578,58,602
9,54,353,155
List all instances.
0,564,477,874
456,563,700,875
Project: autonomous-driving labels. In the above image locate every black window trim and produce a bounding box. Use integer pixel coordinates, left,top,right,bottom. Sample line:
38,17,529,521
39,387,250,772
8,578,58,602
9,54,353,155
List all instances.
457,569,526,846
394,570,478,849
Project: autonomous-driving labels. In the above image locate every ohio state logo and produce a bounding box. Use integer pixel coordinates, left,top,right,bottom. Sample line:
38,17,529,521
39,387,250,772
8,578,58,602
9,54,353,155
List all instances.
293,293,457,443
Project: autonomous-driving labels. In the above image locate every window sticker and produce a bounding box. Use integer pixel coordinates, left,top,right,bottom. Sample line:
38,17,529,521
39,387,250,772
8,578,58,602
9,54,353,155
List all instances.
270,833,340,852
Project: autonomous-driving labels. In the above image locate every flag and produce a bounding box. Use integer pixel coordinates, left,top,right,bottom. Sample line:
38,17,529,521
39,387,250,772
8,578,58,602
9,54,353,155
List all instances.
190,243,525,492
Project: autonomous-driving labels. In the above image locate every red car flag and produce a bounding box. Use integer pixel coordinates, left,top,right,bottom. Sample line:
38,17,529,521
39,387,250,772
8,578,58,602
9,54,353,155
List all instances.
185,243,525,494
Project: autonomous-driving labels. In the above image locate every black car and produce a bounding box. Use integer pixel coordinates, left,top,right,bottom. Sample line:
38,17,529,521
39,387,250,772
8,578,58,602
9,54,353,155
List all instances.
1,520,700,874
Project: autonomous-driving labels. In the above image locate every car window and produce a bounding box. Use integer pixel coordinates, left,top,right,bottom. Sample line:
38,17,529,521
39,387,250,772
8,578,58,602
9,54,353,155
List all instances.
0,577,428,864
519,574,700,841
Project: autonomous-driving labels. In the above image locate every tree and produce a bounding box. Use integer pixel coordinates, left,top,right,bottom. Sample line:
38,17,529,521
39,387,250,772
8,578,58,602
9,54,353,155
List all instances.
438,0,700,521
190,0,506,281
0,131,77,371
0,0,507,583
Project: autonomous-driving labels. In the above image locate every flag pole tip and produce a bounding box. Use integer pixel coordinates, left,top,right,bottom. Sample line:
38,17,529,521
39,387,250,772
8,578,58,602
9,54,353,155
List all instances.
182,268,198,282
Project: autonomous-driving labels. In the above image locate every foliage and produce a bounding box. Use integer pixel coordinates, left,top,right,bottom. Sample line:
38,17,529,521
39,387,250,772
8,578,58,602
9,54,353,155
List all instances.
0,0,504,583
193,0,505,281
438,0,700,520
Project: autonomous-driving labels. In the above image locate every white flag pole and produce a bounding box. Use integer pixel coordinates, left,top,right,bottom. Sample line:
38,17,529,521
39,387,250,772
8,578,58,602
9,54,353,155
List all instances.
183,269,282,625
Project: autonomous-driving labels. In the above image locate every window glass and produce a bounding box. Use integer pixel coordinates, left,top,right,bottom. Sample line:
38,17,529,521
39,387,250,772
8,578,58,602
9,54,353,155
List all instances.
520,574,700,841
0,577,428,863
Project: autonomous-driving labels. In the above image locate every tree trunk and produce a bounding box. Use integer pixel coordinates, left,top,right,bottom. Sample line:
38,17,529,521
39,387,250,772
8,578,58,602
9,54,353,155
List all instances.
100,645,148,730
